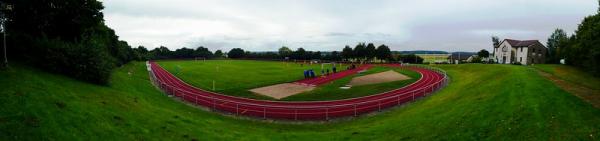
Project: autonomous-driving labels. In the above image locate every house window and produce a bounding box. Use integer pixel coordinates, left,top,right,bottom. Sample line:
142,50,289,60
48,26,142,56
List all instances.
520,57,522,62
520,47,523,52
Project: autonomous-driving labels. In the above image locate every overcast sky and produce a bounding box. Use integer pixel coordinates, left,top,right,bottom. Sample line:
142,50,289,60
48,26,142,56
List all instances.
101,0,598,52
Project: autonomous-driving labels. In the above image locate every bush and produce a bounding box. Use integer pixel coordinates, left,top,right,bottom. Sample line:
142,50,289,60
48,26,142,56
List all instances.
25,37,116,84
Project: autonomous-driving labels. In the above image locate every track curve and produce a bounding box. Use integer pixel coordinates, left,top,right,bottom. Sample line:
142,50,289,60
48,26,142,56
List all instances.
148,61,447,120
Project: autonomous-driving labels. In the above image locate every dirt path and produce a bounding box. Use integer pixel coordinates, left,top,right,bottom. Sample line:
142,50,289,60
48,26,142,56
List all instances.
537,70,600,108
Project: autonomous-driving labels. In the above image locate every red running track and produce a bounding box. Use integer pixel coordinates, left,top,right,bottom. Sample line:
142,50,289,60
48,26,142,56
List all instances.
148,61,447,120
294,64,372,86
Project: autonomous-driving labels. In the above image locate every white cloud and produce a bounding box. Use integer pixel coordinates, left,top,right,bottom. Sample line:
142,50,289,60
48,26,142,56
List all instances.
101,0,598,52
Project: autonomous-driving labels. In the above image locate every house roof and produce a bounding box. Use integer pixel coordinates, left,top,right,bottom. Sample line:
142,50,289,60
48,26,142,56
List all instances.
503,39,541,47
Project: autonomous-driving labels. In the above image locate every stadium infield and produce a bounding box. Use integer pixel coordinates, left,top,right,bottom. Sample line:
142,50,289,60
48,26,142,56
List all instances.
149,62,446,120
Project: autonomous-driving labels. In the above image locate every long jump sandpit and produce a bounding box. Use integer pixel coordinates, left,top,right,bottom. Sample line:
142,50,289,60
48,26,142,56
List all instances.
249,83,315,99
348,70,411,86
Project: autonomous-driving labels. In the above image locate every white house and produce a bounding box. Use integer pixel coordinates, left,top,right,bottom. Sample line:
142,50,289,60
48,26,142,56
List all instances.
493,39,547,65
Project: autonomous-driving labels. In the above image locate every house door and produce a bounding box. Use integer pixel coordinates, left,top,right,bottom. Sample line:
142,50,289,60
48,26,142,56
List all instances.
502,56,506,64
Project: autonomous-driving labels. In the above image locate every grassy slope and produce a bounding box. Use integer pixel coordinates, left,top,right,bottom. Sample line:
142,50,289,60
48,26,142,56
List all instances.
282,67,421,101
533,64,600,90
1,63,599,140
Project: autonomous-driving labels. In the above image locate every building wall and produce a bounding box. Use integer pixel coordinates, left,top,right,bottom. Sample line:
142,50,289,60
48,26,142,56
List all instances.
527,43,546,64
515,47,529,65
494,41,513,64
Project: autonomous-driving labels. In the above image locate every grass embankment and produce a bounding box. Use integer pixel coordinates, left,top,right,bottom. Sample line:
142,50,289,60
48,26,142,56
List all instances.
533,64,600,90
533,64,600,108
1,63,599,140
158,60,418,101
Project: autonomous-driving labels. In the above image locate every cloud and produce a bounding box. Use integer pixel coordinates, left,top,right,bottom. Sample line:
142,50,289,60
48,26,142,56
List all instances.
101,0,598,52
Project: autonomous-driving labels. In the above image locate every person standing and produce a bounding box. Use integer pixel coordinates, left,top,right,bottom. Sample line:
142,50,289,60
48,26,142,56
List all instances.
303,70,308,78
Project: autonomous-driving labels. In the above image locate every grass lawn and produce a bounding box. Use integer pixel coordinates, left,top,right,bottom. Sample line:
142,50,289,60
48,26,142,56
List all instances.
1,62,599,140
158,60,418,101
533,64,600,90
282,66,421,101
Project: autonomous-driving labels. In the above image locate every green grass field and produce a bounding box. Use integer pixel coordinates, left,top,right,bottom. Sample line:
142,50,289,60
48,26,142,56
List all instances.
157,60,332,100
533,64,600,90
416,54,450,63
1,62,599,140
157,60,419,101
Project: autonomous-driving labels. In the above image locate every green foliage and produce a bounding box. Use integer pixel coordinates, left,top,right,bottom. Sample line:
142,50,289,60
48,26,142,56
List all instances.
353,43,367,60
278,46,292,58
478,49,489,58
4,0,137,84
491,36,500,47
563,12,600,75
341,45,353,60
6,0,104,42
194,46,213,58
547,29,568,64
398,54,424,64
227,48,245,58
214,50,223,57
25,37,116,84
365,43,376,60
375,44,392,61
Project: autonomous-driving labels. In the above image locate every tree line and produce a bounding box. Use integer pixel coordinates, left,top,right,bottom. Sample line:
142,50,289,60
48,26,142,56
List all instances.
222,42,425,63
2,0,139,84
544,3,600,76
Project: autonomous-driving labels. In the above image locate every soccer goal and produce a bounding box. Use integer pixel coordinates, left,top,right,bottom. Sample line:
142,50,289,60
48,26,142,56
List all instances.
195,57,206,62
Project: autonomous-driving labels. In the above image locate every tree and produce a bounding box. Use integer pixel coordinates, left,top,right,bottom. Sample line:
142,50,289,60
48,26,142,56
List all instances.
214,50,223,58
398,54,423,64
341,45,353,61
195,46,213,58
7,0,105,42
278,46,292,58
329,51,341,61
3,0,137,84
376,44,391,62
133,46,149,60
174,47,195,58
478,49,490,58
492,36,500,56
152,46,172,59
353,43,366,60
293,48,307,60
365,43,377,61
567,12,600,75
227,48,245,58
546,29,568,64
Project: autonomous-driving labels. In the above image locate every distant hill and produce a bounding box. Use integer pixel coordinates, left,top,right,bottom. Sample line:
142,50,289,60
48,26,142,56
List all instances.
394,50,449,54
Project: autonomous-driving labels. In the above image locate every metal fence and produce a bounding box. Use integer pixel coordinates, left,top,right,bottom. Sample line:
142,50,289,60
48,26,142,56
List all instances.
147,61,448,120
